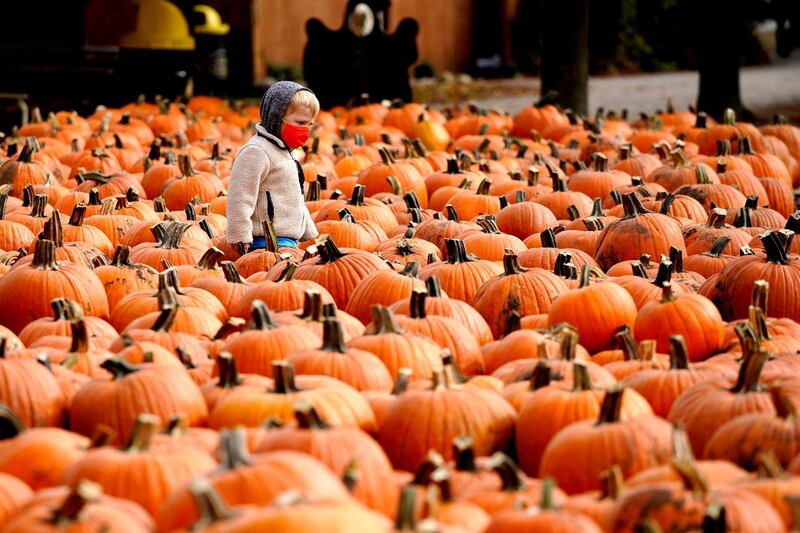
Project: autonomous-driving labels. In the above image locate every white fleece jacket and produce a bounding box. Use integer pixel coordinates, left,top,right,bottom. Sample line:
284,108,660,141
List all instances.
226,124,318,243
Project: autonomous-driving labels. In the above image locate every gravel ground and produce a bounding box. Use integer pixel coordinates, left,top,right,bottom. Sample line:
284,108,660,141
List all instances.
420,52,800,121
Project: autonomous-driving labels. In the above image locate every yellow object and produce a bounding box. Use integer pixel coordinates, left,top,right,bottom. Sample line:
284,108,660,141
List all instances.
193,5,230,35
121,0,195,50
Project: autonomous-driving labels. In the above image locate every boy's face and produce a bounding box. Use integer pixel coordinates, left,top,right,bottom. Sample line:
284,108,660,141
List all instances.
283,106,315,128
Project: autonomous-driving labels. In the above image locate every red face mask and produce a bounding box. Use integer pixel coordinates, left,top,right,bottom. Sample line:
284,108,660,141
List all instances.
280,123,310,149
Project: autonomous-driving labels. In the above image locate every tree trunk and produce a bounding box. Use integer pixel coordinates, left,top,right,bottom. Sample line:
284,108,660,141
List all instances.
540,0,590,115
693,0,751,120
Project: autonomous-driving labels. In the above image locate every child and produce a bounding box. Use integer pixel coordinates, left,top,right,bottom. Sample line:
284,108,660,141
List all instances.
226,81,319,252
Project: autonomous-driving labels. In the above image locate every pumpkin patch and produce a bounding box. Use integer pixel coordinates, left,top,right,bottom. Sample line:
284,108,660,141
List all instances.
0,95,797,532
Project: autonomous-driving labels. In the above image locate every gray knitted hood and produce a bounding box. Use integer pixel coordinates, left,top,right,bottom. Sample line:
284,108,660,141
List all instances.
259,81,312,138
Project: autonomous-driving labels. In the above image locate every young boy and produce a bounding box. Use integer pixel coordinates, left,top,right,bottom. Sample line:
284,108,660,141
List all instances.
226,81,319,252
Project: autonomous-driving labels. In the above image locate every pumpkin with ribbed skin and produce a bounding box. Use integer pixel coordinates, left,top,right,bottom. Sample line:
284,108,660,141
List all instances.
539,387,672,494
223,300,319,377
2,480,153,533
474,250,568,339
634,282,724,362
0,239,109,334
237,261,334,315
484,479,601,533
668,341,781,456
287,317,393,392
61,415,216,516
155,429,352,531
548,265,638,354
712,231,800,322
0,407,90,489
378,369,516,472
69,358,208,445
386,288,484,375
622,335,713,417
348,306,442,380
612,455,784,532
293,237,392,309
345,262,425,325
419,239,503,303
209,361,377,433
594,192,687,272
254,400,398,517
390,276,493,345
704,385,800,469
516,362,651,477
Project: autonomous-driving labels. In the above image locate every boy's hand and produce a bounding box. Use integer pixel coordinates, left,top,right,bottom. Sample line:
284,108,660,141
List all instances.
236,242,249,255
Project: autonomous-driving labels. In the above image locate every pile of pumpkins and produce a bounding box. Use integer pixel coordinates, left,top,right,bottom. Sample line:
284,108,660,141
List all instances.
0,94,797,531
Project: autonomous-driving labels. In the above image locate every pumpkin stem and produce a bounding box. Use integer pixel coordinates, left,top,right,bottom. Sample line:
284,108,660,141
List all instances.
761,231,790,264
124,414,159,452
409,288,428,319
444,204,460,222
218,428,252,469
441,350,468,384
756,449,786,479
272,361,299,393
293,398,329,429
424,276,444,298
152,305,179,333
737,136,756,156
370,305,404,335
621,192,651,218
67,320,90,355
391,368,412,395
316,236,346,264
539,477,557,511
395,485,419,530
220,261,247,284
250,300,278,331
559,328,578,361
660,281,675,304
215,353,242,389
320,318,347,353
429,467,455,504
592,152,609,172
486,452,527,492
671,458,709,497
452,435,477,472
668,336,691,370
771,385,798,420
413,449,445,484
707,236,731,257
529,359,553,390
187,478,238,528
32,239,59,270
615,325,640,361
341,458,360,493
572,360,594,391
50,481,102,526
578,263,593,288
597,386,625,424
100,357,140,379
553,252,573,278
659,193,676,216
701,501,726,533
298,290,324,322
196,247,224,270
731,334,768,393
501,249,525,276
599,465,624,500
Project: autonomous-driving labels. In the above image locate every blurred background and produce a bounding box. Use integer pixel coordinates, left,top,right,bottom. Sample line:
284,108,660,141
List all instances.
0,0,798,130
